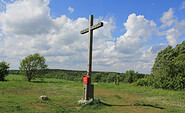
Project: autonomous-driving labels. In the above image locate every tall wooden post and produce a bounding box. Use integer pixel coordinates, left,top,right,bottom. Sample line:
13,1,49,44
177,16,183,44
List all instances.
87,15,93,78
80,15,103,101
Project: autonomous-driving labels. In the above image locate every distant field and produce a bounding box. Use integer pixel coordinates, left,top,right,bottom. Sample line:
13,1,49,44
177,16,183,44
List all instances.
0,74,184,113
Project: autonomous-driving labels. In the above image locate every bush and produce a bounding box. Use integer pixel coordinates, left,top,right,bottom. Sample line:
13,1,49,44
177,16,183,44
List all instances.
135,78,148,86
0,61,10,81
123,70,145,83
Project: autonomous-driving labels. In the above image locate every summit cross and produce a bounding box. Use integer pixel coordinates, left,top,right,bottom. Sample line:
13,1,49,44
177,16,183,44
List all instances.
80,15,103,100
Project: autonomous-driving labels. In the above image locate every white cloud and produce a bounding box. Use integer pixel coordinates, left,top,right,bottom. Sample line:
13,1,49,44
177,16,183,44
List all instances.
148,44,168,53
180,2,185,9
115,13,156,53
165,28,181,46
158,8,185,46
160,8,175,28
68,6,74,13
91,13,157,73
0,0,52,35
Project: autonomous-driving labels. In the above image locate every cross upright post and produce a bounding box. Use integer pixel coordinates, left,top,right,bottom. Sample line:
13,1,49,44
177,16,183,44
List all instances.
87,15,93,78
80,15,103,101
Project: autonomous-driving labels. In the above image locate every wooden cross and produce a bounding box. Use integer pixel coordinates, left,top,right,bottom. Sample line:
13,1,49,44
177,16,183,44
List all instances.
80,15,103,100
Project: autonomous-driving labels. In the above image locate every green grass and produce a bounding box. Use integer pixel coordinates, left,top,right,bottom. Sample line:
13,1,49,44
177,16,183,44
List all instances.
5,74,24,80
0,75,184,113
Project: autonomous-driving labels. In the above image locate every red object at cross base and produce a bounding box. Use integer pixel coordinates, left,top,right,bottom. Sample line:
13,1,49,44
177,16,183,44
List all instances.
82,75,90,84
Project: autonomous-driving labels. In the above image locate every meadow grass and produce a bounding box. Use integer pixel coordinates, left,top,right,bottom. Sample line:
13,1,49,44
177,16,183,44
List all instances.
0,74,184,113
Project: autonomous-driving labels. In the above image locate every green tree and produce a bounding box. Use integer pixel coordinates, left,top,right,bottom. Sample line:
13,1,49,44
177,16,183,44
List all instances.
119,73,125,82
115,74,119,85
0,61,10,81
149,41,185,90
173,54,185,89
124,70,135,83
151,45,175,73
106,73,117,83
19,53,48,82
92,73,102,82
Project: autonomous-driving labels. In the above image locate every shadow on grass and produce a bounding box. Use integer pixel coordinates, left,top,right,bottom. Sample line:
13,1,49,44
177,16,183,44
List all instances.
100,101,165,109
81,100,165,110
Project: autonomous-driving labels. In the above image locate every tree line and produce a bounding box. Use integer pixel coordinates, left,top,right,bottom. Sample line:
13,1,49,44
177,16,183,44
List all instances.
8,69,147,84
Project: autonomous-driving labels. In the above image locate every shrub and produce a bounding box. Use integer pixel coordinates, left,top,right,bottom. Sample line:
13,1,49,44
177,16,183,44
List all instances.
135,78,148,86
0,61,10,81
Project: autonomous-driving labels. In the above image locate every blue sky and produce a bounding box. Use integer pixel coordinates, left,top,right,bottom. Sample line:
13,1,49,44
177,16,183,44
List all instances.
49,0,185,36
0,0,185,73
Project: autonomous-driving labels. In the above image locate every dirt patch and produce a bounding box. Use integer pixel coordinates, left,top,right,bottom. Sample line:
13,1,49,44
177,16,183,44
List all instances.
34,105,44,110
32,103,47,111
63,86,67,88
70,106,82,110
75,106,82,110
8,79,16,81
94,83,98,85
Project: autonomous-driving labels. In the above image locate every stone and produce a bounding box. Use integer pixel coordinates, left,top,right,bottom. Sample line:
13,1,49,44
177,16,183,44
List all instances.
78,98,93,105
39,95,49,100
78,98,101,106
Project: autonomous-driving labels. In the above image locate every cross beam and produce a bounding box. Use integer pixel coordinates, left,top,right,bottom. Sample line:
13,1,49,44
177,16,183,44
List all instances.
80,15,103,100
80,22,103,34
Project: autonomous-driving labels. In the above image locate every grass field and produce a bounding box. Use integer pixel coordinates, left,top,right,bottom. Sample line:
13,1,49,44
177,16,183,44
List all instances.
0,74,184,113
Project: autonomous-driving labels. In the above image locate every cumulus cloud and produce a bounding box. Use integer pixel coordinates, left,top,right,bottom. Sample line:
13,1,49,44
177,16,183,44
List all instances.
0,0,52,35
115,13,156,53
92,13,157,73
165,28,181,46
160,8,175,28
159,8,185,46
68,6,74,13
